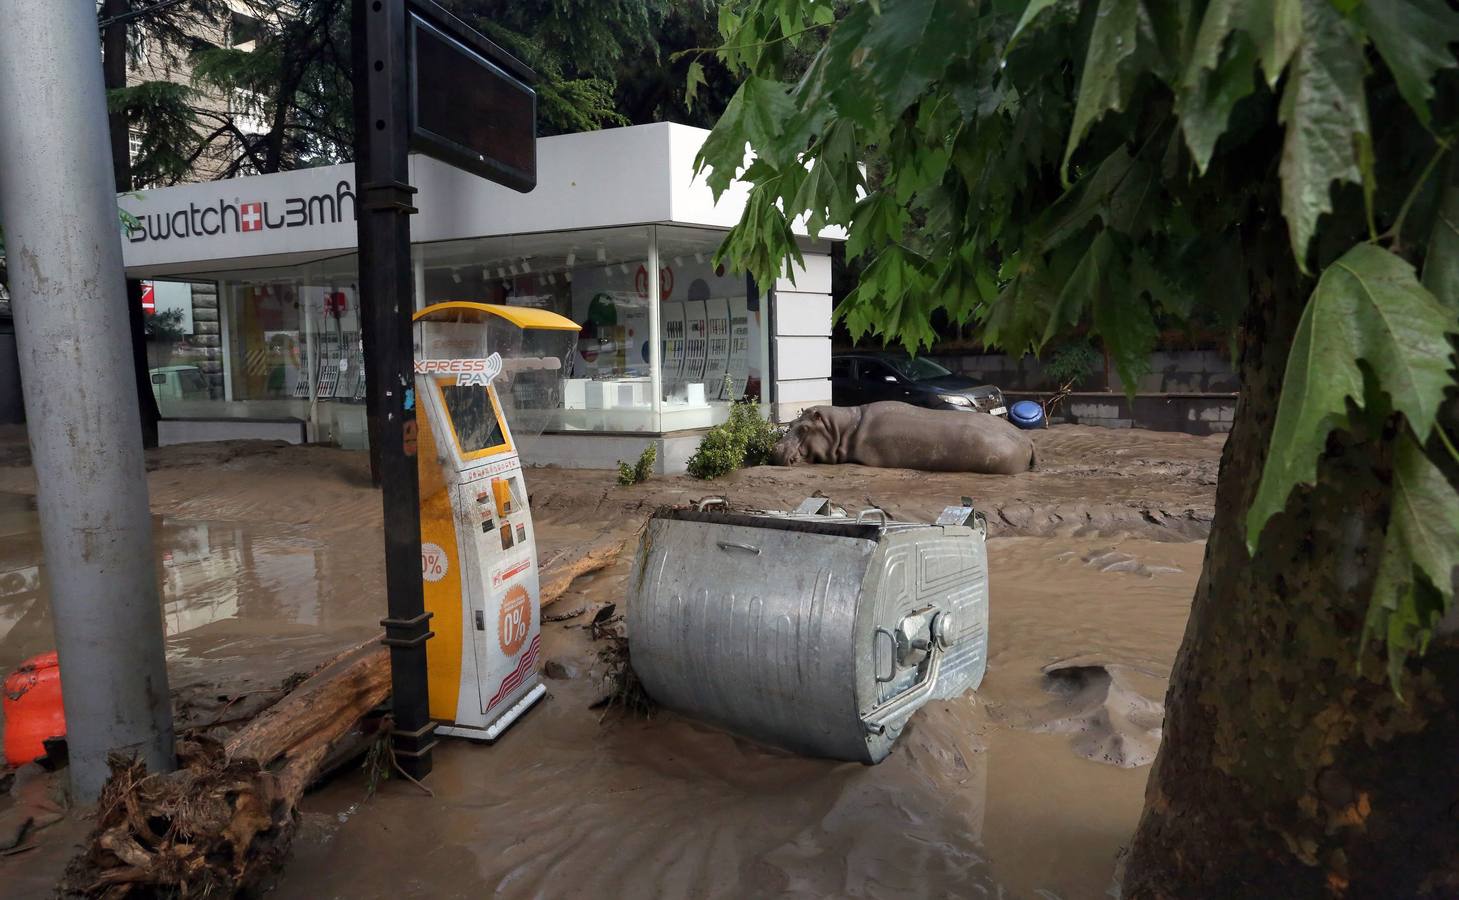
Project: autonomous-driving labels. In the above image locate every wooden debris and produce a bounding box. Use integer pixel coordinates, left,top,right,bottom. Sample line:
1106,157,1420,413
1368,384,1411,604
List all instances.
587,608,653,719
538,535,629,607
60,640,389,898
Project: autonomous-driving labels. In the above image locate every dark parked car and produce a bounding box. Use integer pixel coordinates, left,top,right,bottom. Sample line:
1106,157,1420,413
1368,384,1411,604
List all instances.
831,353,1006,415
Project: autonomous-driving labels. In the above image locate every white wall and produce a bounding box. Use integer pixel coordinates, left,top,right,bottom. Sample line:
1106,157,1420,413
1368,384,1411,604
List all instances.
410,127,674,242
772,255,834,421
121,164,357,275
123,123,843,279
667,123,754,230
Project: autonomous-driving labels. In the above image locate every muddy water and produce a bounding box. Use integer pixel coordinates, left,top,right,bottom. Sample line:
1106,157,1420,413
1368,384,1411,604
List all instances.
0,430,1219,897
0,491,383,741
279,536,1204,900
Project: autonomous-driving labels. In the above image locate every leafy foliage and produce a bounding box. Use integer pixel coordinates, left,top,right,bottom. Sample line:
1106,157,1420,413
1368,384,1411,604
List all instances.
109,0,738,185
1367,431,1459,690
617,443,658,486
693,0,1459,682
1245,245,1459,547
1041,340,1100,389
107,82,202,187
145,308,188,341
446,1,736,131
685,400,783,479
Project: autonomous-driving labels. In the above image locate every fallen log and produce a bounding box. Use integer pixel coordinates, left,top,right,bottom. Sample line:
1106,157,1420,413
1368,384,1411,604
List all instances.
58,536,634,896
539,535,630,607
60,640,389,898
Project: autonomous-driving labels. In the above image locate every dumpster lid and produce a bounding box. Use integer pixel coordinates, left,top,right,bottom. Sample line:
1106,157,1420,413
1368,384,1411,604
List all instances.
413,301,581,331
653,506,886,541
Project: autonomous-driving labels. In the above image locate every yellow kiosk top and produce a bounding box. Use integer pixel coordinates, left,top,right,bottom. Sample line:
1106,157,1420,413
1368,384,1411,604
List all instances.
414,301,582,331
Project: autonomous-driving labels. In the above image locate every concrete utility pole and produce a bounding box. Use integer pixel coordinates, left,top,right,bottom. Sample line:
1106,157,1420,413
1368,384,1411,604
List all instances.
0,0,175,801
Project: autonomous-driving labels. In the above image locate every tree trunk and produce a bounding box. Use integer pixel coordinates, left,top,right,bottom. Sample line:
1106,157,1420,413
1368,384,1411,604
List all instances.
61,641,390,897
1123,229,1459,896
101,0,130,194
100,0,161,449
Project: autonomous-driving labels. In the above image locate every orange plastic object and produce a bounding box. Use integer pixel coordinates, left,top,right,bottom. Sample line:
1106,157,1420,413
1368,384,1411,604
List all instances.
492,478,513,517
3,651,65,767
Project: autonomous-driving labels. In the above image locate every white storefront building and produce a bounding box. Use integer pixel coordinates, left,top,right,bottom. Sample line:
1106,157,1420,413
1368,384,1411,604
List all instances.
121,123,839,472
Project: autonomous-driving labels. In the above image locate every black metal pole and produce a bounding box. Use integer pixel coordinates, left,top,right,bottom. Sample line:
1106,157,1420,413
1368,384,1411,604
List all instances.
352,0,435,778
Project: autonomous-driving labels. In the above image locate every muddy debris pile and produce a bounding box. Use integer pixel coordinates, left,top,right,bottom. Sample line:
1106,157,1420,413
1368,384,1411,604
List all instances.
59,641,389,898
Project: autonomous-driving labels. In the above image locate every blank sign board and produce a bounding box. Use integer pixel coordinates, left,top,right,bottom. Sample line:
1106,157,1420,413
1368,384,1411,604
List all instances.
407,2,536,193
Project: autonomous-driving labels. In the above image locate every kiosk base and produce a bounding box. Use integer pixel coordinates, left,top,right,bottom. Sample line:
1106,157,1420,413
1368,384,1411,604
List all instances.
435,683,547,743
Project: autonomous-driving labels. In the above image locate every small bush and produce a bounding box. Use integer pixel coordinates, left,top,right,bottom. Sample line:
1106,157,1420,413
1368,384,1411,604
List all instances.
686,401,782,479
1043,340,1101,389
616,443,657,486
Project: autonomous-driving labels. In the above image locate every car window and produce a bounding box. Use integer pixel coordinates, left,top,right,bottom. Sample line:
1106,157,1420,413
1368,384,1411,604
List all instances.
831,358,852,379
860,359,895,380
179,370,208,393
151,373,167,385
884,356,952,381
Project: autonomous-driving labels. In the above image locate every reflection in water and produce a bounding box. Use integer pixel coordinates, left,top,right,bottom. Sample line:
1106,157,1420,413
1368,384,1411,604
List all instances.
0,492,379,680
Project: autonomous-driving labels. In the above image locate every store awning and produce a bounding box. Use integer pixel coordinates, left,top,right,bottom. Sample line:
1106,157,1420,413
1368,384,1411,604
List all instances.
413,301,581,331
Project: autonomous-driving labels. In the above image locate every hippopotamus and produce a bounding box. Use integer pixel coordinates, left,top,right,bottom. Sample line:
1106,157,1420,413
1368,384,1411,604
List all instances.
770,402,1036,474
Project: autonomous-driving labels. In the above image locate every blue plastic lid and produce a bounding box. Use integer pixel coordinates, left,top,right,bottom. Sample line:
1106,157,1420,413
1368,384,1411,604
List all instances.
1010,400,1043,421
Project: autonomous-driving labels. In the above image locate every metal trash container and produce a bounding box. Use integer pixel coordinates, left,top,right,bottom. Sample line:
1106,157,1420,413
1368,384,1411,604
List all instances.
627,497,990,763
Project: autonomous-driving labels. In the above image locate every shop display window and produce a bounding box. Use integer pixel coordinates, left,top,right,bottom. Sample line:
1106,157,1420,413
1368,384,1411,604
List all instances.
418,224,767,434
146,222,769,446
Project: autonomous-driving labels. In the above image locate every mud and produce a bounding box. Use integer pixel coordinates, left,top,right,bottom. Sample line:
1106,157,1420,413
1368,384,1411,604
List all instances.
0,425,1219,898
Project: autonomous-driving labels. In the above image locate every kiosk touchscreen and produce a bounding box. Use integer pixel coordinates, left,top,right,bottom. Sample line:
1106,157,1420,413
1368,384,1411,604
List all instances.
412,301,580,741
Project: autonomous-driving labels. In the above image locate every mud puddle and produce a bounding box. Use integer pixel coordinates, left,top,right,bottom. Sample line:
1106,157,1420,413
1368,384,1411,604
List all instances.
0,492,383,742
280,535,1203,900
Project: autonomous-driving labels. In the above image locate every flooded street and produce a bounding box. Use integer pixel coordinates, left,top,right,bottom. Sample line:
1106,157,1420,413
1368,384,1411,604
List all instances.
282,536,1203,900
0,493,382,697
0,426,1220,898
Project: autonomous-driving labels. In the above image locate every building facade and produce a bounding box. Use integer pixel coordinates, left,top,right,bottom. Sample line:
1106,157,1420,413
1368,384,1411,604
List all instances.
121,123,841,471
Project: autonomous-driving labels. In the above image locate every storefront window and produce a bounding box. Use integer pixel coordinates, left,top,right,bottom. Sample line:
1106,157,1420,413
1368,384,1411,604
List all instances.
150,223,768,445
654,225,766,431
147,253,368,447
419,226,659,432
417,224,767,434
144,280,222,419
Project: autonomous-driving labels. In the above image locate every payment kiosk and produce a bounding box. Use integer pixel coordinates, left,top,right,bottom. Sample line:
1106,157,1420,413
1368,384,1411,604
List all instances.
412,301,580,741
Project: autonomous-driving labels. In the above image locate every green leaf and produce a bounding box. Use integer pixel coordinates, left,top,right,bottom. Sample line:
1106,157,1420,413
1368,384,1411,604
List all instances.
1178,0,1260,173
694,76,796,198
1276,0,1369,271
791,120,861,236
983,255,1061,356
1038,146,1139,248
1421,156,1459,310
684,60,707,111
1260,0,1302,86
1007,0,1062,51
1091,263,1156,395
1364,431,1459,689
1063,0,1144,178
860,0,969,119
1131,246,1192,317
1042,230,1114,345
1246,244,1459,551
1357,0,1459,128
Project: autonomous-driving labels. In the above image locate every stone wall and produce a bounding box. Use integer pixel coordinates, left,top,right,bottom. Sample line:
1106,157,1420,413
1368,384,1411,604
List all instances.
925,348,1237,394
189,282,224,396
1003,391,1236,435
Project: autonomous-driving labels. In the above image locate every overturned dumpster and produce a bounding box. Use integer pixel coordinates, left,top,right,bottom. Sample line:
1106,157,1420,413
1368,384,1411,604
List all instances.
627,498,989,763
